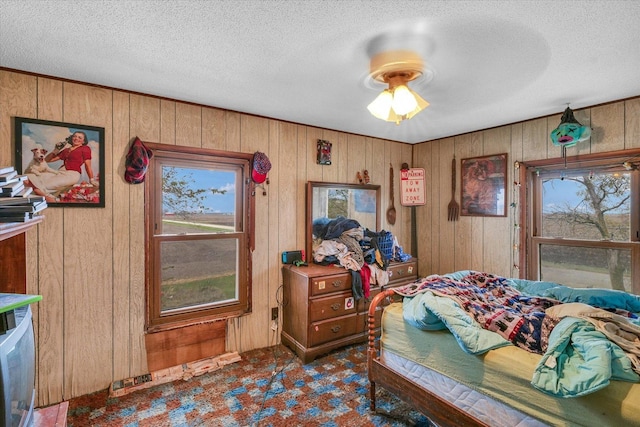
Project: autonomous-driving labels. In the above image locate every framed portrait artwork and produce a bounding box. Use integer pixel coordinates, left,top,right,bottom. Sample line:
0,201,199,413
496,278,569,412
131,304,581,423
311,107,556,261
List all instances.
316,139,332,165
14,117,105,207
460,153,507,217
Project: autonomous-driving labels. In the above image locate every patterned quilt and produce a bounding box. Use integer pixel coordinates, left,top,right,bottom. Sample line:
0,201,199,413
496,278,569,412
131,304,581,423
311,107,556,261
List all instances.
395,272,561,354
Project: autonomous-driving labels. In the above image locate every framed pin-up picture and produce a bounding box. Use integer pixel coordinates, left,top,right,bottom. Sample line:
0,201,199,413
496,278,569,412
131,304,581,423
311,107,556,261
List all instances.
460,153,507,217
15,117,105,207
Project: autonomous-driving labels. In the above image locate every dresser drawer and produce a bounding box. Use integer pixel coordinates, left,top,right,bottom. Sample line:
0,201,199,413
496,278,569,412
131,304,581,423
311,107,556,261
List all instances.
311,272,351,296
357,286,381,312
308,314,362,347
309,292,357,322
387,259,417,285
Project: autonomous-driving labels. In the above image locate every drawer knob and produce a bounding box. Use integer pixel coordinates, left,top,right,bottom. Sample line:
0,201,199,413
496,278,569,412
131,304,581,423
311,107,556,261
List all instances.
331,280,343,288
331,303,340,311
397,269,405,275
331,325,342,333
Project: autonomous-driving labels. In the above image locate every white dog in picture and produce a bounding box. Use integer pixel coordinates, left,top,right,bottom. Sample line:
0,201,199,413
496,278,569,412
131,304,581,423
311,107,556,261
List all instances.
25,144,61,176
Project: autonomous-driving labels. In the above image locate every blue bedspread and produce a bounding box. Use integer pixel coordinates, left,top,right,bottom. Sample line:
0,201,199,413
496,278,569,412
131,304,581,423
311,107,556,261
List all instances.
396,271,640,397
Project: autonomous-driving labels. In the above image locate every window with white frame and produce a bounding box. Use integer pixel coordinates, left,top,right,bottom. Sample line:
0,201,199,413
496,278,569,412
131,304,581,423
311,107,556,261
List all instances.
525,150,640,294
144,143,254,331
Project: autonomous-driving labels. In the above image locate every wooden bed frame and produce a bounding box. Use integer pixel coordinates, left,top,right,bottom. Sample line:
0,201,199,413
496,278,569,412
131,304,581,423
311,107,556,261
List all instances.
367,289,488,427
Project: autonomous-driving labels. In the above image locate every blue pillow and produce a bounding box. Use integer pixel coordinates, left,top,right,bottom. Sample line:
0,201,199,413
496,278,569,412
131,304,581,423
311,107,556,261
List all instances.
541,286,640,312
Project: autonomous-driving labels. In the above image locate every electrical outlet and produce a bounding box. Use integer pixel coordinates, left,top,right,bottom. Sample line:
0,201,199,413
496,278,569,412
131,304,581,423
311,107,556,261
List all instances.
271,307,278,320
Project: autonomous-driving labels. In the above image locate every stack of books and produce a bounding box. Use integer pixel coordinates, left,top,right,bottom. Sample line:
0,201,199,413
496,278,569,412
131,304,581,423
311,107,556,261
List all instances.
0,166,32,198
0,166,47,223
0,196,48,223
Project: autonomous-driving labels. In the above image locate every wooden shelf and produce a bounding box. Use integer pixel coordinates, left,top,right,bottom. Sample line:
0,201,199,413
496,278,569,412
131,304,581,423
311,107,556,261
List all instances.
0,216,43,242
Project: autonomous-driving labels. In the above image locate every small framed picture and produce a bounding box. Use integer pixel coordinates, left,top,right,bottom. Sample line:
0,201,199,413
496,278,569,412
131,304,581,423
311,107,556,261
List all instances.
317,139,332,165
15,117,105,207
460,153,507,217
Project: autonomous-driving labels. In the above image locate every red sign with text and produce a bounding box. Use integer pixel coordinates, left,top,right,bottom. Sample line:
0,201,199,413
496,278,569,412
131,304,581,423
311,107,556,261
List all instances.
400,168,426,206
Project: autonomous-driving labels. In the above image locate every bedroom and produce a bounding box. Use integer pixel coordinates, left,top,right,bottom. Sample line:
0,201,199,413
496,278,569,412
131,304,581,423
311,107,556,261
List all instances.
0,1,639,426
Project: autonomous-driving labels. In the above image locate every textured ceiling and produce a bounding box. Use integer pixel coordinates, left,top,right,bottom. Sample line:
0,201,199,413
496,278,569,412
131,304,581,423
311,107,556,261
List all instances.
1,0,640,144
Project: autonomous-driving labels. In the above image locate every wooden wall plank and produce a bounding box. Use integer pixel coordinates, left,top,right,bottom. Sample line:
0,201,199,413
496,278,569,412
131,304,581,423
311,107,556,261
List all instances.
347,134,366,188
319,129,339,183
456,134,476,273
592,104,625,153
382,140,392,228
434,138,451,274
369,138,385,189
129,95,158,376
412,141,432,275
510,123,524,278
387,141,403,236
267,119,282,341
625,98,640,149
239,115,270,349
62,82,114,397
522,118,548,161
175,103,202,147
295,125,307,252
398,142,413,252
225,111,241,152
130,95,160,142
423,139,440,274
364,137,374,182
202,107,226,150
33,76,65,406
0,71,37,165
160,100,176,145
482,126,511,276
305,127,324,182
335,133,348,183
111,91,132,381
278,122,299,254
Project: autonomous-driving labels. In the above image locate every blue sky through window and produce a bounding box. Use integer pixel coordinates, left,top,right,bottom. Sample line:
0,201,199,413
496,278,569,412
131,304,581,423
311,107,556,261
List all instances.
163,167,236,214
542,173,629,214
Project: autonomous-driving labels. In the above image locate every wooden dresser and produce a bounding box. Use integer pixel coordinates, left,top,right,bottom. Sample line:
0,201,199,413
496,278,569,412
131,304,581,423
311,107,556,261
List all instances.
281,258,417,363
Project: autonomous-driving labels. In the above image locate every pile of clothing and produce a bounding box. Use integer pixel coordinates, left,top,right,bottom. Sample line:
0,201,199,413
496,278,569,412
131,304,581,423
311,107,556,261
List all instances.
312,216,411,301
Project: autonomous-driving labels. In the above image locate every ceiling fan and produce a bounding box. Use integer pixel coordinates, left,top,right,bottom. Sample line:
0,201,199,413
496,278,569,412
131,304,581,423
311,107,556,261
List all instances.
366,50,431,125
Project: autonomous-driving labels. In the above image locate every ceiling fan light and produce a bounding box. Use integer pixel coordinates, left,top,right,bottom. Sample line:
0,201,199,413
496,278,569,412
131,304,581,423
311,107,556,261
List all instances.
391,85,418,115
404,89,430,119
367,89,394,120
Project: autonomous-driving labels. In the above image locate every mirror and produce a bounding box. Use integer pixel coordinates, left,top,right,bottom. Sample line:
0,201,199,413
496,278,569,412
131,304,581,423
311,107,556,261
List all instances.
306,181,381,263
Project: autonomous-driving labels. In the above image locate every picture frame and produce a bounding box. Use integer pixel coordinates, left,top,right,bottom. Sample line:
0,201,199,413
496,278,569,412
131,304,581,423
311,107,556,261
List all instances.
460,153,507,217
316,139,332,165
14,117,105,207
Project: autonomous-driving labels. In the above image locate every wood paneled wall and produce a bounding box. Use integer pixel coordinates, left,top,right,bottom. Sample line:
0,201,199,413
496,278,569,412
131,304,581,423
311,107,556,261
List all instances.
1,68,638,406
412,98,640,279
0,69,415,405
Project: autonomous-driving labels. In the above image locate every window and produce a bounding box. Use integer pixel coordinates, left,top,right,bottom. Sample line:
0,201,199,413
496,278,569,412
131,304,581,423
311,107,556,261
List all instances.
144,143,254,331
525,150,640,294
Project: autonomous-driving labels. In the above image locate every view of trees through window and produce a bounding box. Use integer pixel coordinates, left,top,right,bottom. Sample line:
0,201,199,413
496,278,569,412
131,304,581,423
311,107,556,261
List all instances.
536,169,633,291
159,166,239,313
145,144,252,330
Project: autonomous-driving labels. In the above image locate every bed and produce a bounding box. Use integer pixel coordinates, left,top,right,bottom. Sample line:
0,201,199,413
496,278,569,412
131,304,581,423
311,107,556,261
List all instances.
367,271,640,427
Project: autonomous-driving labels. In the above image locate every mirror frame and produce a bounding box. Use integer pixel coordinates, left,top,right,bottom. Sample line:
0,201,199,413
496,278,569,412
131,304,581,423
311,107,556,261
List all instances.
306,181,381,263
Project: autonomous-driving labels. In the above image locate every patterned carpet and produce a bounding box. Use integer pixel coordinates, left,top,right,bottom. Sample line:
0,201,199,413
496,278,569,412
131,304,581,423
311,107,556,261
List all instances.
66,343,431,427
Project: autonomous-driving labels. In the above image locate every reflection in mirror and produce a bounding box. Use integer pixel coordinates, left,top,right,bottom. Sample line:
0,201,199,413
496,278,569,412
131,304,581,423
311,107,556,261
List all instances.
306,181,380,262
